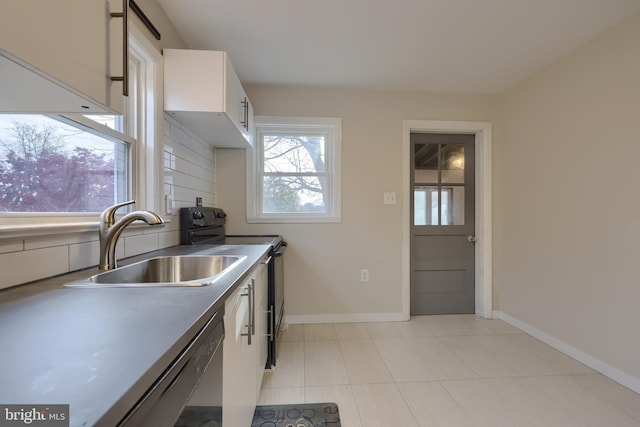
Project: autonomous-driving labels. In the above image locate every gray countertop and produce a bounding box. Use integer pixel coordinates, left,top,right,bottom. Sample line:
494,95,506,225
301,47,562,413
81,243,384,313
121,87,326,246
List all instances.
0,243,271,427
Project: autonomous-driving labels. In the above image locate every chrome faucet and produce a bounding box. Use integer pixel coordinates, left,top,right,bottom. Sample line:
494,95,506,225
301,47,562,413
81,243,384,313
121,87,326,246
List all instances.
98,200,164,271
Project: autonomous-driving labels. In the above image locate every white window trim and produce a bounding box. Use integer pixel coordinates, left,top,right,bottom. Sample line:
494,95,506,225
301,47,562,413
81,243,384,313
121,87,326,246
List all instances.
129,23,163,215
0,23,164,239
247,116,342,223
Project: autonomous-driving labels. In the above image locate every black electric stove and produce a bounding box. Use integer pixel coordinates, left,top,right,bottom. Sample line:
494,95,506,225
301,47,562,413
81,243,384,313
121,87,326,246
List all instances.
180,207,287,370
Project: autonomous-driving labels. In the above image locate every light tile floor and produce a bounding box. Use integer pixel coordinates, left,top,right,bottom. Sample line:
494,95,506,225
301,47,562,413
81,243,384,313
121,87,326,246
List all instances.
258,315,640,427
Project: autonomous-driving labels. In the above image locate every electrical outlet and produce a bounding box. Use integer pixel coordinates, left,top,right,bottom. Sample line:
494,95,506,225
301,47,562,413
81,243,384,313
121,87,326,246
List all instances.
360,269,370,283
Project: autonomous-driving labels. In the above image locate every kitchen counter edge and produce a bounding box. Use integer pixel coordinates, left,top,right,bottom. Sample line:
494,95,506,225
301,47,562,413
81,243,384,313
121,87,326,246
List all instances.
0,243,272,427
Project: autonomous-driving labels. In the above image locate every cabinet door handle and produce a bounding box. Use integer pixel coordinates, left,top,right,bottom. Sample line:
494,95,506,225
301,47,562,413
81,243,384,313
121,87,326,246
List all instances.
241,283,253,345
250,278,256,336
240,97,249,131
240,295,251,345
110,0,129,96
245,99,250,131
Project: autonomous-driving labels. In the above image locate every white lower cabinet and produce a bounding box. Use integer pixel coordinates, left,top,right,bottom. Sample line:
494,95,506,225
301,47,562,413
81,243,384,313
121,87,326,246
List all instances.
222,261,268,426
253,260,269,399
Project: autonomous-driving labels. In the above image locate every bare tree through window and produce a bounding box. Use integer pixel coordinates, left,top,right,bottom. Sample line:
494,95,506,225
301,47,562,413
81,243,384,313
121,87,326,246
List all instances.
250,117,341,222
262,134,327,213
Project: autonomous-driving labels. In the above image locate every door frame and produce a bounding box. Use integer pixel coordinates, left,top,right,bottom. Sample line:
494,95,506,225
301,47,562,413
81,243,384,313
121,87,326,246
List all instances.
402,120,493,319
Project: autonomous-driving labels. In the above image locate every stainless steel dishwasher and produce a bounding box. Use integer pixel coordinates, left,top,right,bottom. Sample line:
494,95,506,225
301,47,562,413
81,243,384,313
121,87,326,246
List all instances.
117,309,224,427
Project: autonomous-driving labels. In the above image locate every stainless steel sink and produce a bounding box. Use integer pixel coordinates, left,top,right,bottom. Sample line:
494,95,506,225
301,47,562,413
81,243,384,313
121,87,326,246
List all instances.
64,255,246,288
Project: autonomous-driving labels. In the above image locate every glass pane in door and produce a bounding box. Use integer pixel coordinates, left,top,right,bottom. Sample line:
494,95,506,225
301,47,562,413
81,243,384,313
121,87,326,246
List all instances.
441,144,465,184
414,187,465,226
414,143,438,184
414,186,438,225
441,186,465,225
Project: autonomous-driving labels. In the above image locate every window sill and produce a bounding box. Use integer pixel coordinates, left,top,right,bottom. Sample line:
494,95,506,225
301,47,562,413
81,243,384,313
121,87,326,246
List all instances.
247,215,342,224
0,220,169,241
0,222,99,240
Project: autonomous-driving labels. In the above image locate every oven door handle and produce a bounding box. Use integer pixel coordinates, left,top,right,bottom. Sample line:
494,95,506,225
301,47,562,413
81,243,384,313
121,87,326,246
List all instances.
267,306,274,342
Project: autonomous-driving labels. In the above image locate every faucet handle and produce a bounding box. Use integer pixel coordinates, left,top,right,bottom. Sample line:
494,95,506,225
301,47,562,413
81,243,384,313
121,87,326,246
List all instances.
100,200,136,225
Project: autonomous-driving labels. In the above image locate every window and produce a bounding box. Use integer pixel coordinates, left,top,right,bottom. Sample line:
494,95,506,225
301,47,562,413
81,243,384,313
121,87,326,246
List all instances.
0,114,131,212
0,24,162,231
248,117,342,223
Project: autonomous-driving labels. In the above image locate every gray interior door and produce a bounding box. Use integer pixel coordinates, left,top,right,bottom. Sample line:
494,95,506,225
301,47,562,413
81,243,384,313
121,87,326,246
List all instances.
410,133,475,315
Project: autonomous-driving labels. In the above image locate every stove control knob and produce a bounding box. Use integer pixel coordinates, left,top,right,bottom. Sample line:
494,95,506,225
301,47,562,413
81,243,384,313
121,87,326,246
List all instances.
216,211,226,219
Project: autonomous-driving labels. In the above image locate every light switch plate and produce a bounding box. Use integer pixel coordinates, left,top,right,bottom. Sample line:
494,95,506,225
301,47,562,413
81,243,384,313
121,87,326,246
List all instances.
383,192,397,205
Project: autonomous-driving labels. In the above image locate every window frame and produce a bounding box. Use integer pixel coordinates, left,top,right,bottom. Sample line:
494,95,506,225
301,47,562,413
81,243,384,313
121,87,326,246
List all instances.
247,116,342,223
0,23,163,238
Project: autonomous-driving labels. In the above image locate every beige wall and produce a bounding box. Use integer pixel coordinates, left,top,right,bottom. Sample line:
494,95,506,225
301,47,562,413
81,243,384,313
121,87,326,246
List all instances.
216,87,497,322
132,0,187,50
217,12,640,386
494,12,640,380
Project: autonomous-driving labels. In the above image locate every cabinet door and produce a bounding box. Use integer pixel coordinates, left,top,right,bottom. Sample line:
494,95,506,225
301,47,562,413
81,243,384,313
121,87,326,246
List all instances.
0,0,123,113
224,56,253,146
224,57,246,136
224,63,254,148
222,282,256,427
231,86,254,148
244,97,255,146
253,262,269,397
221,52,253,147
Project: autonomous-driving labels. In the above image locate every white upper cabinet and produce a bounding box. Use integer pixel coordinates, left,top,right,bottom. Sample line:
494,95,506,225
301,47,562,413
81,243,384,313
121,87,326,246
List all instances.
0,0,125,114
163,49,254,148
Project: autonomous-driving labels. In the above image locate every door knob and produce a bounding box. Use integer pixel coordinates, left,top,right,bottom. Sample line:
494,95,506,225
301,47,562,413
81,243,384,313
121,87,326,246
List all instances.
467,235,477,243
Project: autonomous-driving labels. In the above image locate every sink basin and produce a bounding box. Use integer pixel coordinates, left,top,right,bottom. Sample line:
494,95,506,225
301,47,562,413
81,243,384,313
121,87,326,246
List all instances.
64,255,246,287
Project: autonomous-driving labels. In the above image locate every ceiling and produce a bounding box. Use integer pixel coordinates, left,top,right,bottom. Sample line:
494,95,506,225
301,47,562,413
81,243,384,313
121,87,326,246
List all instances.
156,0,639,94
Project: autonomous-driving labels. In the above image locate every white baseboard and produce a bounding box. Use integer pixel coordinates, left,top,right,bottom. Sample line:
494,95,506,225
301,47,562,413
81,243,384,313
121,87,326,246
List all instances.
284,312,406,325
493,310,640,395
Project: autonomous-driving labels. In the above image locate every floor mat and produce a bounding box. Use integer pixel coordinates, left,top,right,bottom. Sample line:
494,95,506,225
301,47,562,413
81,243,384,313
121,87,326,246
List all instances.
252,402,340,427
176,402,341,427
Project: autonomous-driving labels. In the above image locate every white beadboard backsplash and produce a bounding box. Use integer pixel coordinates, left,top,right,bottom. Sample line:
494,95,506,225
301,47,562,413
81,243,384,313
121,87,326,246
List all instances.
0,113,217,289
